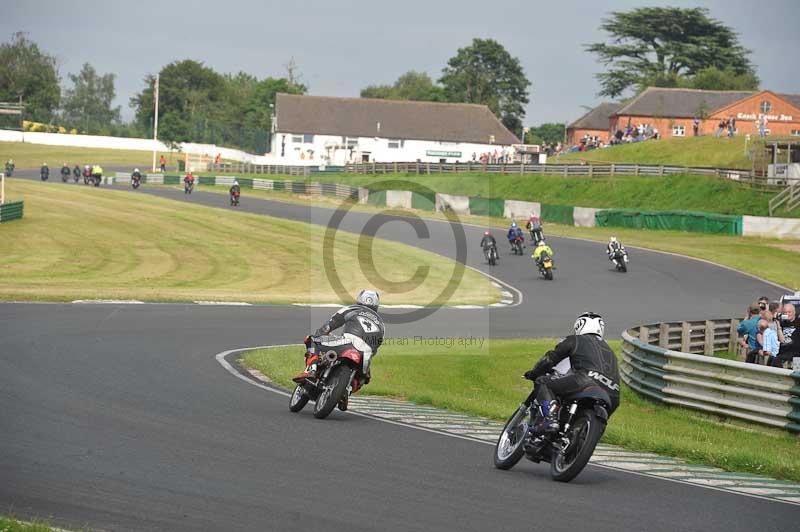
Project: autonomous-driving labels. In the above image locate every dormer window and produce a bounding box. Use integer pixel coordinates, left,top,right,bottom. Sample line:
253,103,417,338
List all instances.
760,101,772,114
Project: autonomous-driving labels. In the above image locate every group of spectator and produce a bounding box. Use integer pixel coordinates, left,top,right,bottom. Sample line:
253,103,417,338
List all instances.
737,296,799,368
472,149,514,164
611,123,660,145
714,117,738,138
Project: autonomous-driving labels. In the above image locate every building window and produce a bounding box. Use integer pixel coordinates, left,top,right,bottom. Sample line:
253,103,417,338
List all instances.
791,130,800,137
388,139,402,149
291,135,303,143
343,136,358,147
303,134,314,143
672,125,686,137
760,101,772,114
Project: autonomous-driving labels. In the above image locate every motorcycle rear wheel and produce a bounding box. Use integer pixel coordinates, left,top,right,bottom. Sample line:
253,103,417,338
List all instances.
545,269,553,280
550,410,604,482
494,406,529,470
289,385,310,412
313,365,351,419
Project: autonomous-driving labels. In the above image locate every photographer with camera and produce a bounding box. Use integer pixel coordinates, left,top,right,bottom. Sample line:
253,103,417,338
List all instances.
774,302,799,368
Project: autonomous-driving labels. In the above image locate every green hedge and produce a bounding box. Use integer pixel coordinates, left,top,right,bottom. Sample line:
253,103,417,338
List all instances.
595,209,743,235
468,197,505,217
541,204,574,225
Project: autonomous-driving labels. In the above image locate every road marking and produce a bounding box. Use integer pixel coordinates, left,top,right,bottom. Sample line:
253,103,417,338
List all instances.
194,300,252,306
217,345,800,507
72,299,144,304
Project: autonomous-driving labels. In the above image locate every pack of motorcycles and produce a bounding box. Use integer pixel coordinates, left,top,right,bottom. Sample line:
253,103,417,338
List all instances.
483,230,628,280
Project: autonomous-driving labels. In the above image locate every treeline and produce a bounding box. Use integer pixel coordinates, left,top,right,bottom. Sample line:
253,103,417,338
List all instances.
0,32,303,152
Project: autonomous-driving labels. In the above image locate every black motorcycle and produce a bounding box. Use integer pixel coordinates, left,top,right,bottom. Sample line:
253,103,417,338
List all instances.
73,166,81,183
611,249,628,273
290,338,366,419
184,180,194,194
61,167,70,182
4,163,14,177
90,172,102,187
510,236,524,255
132,175,142,189
230,189,240,206
494,372,612,482
484,243,498,266
40,167,49,181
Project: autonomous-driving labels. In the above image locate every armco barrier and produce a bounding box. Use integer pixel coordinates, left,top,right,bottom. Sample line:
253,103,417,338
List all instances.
0,200,24,223
621,320,800,434
435,193,470,215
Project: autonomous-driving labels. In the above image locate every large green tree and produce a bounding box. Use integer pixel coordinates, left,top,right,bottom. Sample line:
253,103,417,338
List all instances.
439,38,530,134
61,63,121,134
0,32,60,123
361,71,445,102
586,7,756,97
130,60,304,151
526,123,565,146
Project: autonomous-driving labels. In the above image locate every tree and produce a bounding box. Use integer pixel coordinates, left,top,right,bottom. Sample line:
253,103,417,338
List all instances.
361,71,445,102
61,63,121,134
439,38,530,134
0,32,60,122
586,7,755,98
686,66,759,91
526,123,565,146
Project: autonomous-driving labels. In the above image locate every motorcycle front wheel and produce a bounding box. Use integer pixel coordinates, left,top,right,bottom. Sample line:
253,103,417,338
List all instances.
313,365,351,419
550,410,605,482
289,385,310,412
494,405,530,470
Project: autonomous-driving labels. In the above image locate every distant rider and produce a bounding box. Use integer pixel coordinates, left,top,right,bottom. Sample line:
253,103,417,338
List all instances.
526,214,544,242
294,289,385,411
91,164,103,184
131,168,142,184
523,312,620,434
606,236,627,267
532,239,553,266
507,222,524,251
184,171,195,191
230,179,240,197
73,164,81,180
60,163,71,180
5,159,14,176
480,230,498,261
40,162,49,180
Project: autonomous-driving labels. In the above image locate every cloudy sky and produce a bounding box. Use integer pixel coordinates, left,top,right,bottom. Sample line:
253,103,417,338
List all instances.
3,0,799,126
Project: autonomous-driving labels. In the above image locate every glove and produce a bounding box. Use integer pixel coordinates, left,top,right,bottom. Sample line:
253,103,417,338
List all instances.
303,335,313,347
523,368,538,381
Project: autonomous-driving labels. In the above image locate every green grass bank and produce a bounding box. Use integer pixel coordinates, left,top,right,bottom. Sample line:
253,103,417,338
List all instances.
244,339,800,482
0,179,497,305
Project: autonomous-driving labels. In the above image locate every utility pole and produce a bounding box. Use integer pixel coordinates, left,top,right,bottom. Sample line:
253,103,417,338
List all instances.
151,74,160,172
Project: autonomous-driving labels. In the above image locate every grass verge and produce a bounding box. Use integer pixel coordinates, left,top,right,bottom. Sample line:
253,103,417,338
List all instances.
0,516,64,532
552,136,751,169
0,140,175,170
0,179,497,305
185,184,799,290
243,339,800,482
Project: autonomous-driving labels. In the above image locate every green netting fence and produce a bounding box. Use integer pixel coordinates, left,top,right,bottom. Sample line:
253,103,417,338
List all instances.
411,191,436,211
468,197,505,217
541,204,575,226
0,200,24,223
595,209,743,235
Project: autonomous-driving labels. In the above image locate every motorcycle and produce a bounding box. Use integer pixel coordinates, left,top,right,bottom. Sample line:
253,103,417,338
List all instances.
61,169,70,182
131,175,142,189
494,370,611,482
73,167,81,183
510,235,524,255
90,173,102,187
484,243,498,266
537,252,554,280
611,249,628,273
184,180,194,194
4,164,13,177
82,168,91,185
230,189,240,206
40,168,49,181
289,338,366,419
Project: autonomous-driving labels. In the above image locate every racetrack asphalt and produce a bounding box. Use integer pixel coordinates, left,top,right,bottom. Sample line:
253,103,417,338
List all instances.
1,175,794,531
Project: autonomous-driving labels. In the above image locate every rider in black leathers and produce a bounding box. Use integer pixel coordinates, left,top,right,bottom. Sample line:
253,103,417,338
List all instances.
293,289,385,410
524,312,620,433
40,163,50,181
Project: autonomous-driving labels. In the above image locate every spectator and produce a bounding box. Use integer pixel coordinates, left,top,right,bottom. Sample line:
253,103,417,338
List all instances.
729,117,736,137
768,302,785,342
757,115,768,138
692,117,700,136
738,303,761,363
159,155,166,172
756,319,780,366
214,153,221,168
715,119,726,138
775,303,799,368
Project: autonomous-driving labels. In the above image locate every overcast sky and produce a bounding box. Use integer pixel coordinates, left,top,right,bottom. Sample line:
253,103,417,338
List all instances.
3,0,799,127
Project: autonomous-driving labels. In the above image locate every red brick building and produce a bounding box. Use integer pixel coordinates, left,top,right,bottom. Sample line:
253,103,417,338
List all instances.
609,87,800,138
566,102,620,145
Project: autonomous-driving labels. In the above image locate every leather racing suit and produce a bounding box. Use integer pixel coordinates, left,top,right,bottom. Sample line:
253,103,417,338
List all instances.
311,303,385,380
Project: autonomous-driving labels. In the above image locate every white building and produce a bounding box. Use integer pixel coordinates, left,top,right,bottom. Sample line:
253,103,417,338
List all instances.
270,93,520,165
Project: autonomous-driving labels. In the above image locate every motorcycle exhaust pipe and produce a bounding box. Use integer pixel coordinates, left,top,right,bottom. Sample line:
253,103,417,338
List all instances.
323,350,338,363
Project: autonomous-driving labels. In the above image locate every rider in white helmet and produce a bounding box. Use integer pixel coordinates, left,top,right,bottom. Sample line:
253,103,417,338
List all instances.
523,312,620,433
606,236,627,266
294,289,385,411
